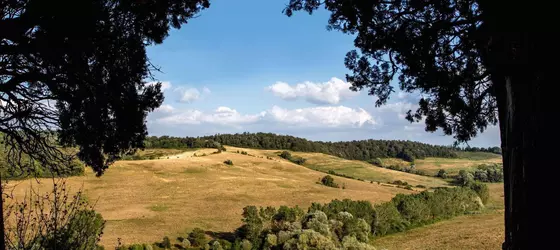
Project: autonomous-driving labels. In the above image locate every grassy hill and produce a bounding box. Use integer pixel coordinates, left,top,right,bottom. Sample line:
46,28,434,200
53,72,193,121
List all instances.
413,152,502,176
285,151,448,188
8,147,417,247
6,146,504,249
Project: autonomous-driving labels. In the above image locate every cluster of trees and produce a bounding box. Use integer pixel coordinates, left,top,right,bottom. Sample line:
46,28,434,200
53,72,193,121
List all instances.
456,164,504,185
120,183,487,249
144,136,225,151
456,146,502,155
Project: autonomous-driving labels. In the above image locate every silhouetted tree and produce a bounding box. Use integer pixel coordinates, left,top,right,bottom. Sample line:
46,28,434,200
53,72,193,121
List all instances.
1,0,210,248
284,1,555,248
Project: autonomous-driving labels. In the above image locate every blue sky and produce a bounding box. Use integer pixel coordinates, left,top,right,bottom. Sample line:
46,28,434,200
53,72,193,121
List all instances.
145,0,500,147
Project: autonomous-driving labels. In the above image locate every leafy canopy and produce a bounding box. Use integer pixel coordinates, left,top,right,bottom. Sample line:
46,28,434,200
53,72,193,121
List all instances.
1,0,210,175
284,0,495,143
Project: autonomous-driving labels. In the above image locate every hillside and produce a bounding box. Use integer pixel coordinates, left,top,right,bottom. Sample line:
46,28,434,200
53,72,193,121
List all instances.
7,147,416,248
286,151,448,188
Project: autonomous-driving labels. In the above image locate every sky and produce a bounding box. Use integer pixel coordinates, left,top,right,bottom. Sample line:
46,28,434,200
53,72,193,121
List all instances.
144,0,500,147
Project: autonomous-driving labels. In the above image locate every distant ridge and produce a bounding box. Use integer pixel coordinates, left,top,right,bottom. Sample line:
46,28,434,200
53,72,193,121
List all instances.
145,132,473,162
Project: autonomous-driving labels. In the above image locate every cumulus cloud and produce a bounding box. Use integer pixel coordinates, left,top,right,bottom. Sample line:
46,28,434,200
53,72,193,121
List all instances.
176,88,201,103
173,86,211,103
266,77,358,105
268,106,375,127
145,81,172,91
149,104,375,128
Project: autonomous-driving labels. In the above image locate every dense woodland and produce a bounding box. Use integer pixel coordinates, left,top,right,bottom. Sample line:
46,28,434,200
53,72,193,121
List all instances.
145,133,497,162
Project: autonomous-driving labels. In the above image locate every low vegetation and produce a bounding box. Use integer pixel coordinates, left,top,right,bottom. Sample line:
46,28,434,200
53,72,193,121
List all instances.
320,175,339,188
278,151,306,165
223,159,233,166
119,182,486,249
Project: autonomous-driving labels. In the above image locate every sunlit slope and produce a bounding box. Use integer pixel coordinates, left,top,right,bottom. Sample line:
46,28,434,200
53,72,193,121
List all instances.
285,151,449,188
9,147,414,247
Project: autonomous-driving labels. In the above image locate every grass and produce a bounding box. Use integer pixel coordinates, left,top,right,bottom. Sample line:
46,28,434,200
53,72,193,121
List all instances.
373,182,504,250
7,147,414,248
412,153,502,176
291,152,449,188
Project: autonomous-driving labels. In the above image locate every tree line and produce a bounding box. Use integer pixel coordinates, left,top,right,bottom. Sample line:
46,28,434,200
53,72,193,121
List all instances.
144,133,497,162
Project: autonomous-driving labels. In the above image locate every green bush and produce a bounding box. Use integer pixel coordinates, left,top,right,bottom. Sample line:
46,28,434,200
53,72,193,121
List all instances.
436,169,448,178
367,158,383,167
468,181,490,204
223,159,233,166
188,228,208,247
320,175,339,188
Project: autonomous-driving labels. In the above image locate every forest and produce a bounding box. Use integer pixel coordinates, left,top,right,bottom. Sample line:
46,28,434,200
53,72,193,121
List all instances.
144,133,496,162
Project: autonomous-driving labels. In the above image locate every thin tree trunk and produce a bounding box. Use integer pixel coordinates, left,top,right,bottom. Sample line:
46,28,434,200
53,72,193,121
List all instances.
0,173,5,250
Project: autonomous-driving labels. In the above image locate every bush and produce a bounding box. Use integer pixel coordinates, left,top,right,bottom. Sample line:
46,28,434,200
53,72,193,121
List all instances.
241,151,248,155
189,228,208,247
279,151,291,159
320,175,339,188
456,169,474,186
223,159,233,166
367,158,383,167
415,185,427,188
436,169,448,178
468,182,490,204
391,180,409,186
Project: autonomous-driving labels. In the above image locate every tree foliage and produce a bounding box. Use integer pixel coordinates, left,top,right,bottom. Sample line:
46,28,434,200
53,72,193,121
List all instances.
284,0,496,144
1,0,210,176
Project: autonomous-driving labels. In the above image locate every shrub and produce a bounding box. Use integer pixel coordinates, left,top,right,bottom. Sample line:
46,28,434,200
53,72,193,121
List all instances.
320,175,339,188
223,159,233,166
367,158,383,167
391,180,409,186
456,170,474,186
161,236,171,249
241,151,248,155
415,185,427,188
468,181,490,204
436,169,448,178
279,151,291,159
189,228,208,247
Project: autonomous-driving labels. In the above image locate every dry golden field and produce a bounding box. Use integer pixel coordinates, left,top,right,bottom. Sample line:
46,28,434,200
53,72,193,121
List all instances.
6,147,418,248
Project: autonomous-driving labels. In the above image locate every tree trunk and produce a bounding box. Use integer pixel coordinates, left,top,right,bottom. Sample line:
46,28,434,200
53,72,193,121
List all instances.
492,33,558,250
0,173,5,250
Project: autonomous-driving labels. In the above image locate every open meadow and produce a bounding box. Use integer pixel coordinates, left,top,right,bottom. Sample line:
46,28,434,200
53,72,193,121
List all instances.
6,147,417,248
4,146,506,249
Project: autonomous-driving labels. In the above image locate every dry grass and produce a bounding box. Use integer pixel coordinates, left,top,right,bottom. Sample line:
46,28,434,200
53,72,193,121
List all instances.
373,183,505,250
373,211,504,250
6,147,415,248
413,156,502,176
290,152,449,188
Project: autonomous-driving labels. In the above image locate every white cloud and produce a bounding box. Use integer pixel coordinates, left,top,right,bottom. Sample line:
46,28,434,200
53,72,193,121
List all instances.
176,88,201,103
149,104,375,129
202,87,211,94
145,81,172,91
268,106,375,127
266,77,358,105
173,86,211,103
